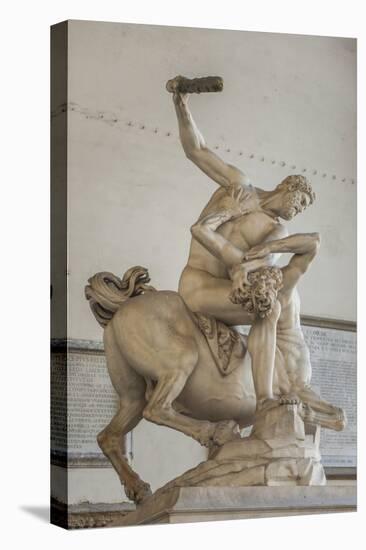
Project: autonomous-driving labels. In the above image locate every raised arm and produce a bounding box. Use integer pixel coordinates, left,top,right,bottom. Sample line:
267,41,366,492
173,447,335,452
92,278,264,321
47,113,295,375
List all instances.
173,92,250,190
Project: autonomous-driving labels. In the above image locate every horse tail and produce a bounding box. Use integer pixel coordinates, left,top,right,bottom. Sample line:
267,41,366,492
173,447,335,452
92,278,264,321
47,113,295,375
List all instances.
85,266,156,328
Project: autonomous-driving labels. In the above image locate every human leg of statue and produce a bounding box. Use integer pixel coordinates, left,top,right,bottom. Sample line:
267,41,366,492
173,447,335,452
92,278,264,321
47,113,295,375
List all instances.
247,300,281,412
179,267,255,326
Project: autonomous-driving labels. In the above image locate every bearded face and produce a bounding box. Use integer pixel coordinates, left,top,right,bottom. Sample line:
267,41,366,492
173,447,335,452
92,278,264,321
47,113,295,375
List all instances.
281,190,311,220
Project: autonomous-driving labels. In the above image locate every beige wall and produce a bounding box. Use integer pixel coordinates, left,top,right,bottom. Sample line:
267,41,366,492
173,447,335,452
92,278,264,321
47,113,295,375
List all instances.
61,21,356,503
66,20,356,343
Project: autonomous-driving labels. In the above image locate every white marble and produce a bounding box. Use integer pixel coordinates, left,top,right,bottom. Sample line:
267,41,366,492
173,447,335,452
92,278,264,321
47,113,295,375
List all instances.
113,486,356,526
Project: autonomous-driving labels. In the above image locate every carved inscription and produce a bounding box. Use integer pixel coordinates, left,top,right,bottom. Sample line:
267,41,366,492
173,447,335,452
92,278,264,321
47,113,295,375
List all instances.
51,352,67,454
303,326,356,467
51,350,119,460
68,352,119,455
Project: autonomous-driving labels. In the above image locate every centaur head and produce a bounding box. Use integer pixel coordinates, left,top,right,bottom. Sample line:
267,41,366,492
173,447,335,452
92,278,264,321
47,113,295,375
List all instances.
230,266,283,319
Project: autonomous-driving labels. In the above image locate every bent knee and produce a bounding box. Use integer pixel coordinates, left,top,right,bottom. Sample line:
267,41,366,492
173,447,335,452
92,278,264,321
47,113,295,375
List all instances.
143,404,170,424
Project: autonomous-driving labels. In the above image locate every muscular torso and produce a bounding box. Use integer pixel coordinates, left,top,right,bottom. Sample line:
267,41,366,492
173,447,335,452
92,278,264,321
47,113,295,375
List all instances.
185,187,282,279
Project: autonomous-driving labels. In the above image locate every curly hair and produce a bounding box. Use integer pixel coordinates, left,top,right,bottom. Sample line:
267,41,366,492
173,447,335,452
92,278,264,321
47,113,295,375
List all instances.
277,175,316,204
229,266,283,318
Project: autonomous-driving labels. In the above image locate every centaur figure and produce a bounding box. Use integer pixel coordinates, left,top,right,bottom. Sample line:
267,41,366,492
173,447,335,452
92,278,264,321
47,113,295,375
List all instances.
84,78,345,504
85,232,345,504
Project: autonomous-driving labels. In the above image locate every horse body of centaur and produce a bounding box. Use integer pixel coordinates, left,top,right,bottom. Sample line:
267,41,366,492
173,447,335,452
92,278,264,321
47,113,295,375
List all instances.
85,266,343,504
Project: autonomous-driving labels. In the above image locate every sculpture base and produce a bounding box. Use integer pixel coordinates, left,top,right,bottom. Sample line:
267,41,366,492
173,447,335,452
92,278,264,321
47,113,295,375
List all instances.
156,403,326,493
110,486,356,526
108,404,356,527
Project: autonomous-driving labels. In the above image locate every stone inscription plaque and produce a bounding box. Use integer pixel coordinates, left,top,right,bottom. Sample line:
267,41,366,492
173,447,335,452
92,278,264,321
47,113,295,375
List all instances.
303,325,356,467
68,351,119,458
51,348,124,465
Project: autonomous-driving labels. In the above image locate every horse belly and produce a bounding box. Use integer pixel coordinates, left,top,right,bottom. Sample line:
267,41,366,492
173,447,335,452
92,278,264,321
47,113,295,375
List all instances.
179,350,256,426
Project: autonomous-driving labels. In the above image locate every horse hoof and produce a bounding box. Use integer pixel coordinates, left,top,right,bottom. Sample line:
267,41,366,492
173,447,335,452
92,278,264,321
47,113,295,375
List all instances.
125,481,152,504
334,409,347,431
213,420,241,446
136,483,152,505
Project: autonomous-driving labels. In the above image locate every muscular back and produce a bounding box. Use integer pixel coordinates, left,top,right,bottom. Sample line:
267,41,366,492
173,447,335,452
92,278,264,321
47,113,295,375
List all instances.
186,187,283,278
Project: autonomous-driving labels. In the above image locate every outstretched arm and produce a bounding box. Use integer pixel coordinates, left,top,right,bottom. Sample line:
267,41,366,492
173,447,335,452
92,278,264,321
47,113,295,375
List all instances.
244,233,321,290
173,92,250,190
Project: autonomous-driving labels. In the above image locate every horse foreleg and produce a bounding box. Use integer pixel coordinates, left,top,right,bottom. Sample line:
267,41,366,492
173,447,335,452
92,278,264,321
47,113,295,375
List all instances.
143,368,239,447
97,399,152,504
298,386,347,431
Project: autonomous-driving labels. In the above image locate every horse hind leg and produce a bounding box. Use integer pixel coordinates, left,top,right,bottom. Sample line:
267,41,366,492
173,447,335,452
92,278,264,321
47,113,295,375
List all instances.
142,344,239,447
97,399,152,504
98,327,151,504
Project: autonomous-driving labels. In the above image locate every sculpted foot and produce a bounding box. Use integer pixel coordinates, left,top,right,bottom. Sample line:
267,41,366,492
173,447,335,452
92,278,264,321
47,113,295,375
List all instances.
332,407,347,430
331,409,347,431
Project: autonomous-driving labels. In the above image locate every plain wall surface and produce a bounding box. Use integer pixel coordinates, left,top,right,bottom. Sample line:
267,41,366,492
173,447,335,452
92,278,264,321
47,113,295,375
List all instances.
65,20,356,343
58,20,356,503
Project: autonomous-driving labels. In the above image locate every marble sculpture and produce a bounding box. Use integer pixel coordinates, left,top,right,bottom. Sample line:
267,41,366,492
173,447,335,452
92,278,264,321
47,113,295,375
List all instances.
85,76,346,504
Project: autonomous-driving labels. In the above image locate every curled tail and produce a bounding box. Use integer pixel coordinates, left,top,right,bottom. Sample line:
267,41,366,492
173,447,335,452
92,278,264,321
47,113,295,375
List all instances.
85,266,155,328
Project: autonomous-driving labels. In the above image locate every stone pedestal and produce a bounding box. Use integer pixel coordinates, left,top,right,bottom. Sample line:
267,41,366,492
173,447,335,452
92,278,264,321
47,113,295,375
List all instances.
107,402,358,527
111,486,356,526
154,403,326,493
